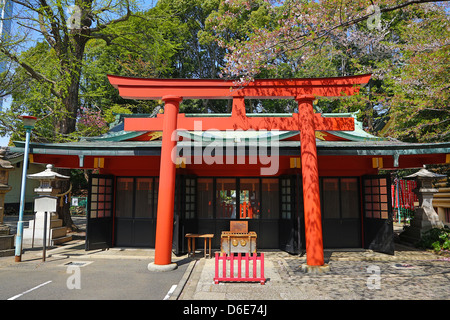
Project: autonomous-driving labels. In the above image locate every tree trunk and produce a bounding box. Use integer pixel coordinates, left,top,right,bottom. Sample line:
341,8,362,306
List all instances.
55,81,81,231
55,31,87,231
57,169,78,231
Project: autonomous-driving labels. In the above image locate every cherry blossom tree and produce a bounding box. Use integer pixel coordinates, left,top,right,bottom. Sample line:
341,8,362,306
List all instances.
209,0,448,82
203,0,449,142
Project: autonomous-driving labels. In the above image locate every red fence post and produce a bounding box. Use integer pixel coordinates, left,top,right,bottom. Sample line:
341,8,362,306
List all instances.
237,253,242,279
222,252,226,279
260,254,265,284
214,252,219,284
230,253,234,279
245,253,249,279
260,253,265,284
252,253,257,278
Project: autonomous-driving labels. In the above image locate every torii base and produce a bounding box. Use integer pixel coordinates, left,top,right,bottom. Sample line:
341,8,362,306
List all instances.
148,262,178,272
301,263,330,274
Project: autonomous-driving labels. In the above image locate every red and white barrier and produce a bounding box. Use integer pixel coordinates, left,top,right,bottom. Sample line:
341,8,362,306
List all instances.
214,252,266,285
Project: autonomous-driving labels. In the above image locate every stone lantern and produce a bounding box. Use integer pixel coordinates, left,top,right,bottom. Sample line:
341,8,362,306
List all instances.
400,166,446,244
28,164,68,195
22,164,72,246
0,148,15,256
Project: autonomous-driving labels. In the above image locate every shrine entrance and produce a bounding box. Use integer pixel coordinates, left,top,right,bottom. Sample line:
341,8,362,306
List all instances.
108,74,372,269
17,72,450,269
108,173,366,253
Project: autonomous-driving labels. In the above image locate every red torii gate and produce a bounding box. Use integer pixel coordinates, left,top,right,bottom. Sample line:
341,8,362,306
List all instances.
108,74,371,271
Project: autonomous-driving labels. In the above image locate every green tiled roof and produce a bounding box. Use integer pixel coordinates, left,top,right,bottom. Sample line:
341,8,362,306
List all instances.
10,112,450,170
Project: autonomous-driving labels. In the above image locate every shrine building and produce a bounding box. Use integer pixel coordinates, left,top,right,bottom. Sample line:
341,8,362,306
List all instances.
11,74,450,269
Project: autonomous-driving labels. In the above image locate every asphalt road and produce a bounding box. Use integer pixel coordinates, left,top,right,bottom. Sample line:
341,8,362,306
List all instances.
0,255,190,300
1,215,191,300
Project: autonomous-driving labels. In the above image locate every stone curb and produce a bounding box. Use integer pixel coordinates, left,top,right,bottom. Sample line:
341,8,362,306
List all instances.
169,259,197,300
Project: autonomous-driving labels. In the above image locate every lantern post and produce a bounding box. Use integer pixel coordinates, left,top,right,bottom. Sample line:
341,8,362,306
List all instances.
14,115,37,262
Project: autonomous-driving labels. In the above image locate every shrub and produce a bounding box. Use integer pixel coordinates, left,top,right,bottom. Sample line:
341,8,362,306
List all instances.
418,227,450,253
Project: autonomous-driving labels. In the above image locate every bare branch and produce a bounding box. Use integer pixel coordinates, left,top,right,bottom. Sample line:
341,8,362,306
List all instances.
90,0,131,33
38,0,64,55
10,0,38,12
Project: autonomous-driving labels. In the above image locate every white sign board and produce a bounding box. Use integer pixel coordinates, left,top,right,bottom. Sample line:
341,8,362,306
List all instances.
34,196,58,212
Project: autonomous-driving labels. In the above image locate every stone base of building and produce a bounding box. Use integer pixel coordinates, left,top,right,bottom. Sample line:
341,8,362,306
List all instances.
0,225,14,257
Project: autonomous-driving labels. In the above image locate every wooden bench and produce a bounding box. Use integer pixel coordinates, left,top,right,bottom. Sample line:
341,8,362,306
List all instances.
185,233,214,258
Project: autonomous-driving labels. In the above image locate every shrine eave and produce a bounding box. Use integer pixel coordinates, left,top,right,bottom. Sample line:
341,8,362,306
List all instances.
11,140,450,158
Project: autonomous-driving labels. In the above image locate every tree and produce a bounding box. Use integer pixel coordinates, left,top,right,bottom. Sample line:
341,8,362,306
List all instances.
0,0,137,230
210,0,448,79
78,0,226,115
155,0,232,113
377,5,450,142
79,4,185,117
0,0,222,228
203,0,449,139
0,0,138,140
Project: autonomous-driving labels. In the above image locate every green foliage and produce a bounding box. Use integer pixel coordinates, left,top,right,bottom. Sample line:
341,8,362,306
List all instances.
418,228,450,253
1,0,449,144
70,169,90,195
79,6,185,118
377,5,450,142
199,1,450,140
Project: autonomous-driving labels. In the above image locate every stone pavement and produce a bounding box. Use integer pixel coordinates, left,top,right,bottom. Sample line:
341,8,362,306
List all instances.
178,246,450,300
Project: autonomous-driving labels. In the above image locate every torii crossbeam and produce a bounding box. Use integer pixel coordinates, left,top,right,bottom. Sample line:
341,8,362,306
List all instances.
108,74,371,271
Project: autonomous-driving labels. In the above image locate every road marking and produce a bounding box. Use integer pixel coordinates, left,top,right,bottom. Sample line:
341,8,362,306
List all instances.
163,284,177,300
7,280,52,300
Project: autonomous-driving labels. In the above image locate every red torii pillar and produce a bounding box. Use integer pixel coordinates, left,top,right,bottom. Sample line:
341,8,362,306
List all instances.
152,96,182,270
297,95,324,267
108,74,371,272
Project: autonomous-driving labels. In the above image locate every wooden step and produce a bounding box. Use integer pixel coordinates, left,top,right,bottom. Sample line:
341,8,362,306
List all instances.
51,235,73,245
28,218,63,230
51,227,68,239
